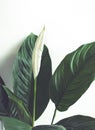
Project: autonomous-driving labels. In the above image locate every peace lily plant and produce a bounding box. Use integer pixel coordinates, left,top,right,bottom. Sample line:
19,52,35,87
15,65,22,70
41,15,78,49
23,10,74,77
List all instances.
0,28,95,130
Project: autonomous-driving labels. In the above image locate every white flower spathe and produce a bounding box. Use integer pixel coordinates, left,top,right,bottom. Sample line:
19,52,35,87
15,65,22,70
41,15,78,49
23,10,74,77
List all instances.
32,26,45,79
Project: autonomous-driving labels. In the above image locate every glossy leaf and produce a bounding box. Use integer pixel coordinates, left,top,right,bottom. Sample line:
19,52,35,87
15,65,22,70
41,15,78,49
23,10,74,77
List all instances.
0,77,9,116
56,115,95,130
50,42,95,111
33,125,66,130
4,87,31,125
13,33,52,120
0,116,32,130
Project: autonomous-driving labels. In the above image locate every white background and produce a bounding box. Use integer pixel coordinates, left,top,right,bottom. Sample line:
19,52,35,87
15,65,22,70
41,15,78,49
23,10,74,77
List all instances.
0,0,95,127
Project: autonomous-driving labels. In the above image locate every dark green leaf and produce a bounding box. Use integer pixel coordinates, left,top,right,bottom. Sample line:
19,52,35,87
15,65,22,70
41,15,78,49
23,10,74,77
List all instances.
0,77,9,116
35,45,52,119
0,77,4,85
13,33,52,120
4,87,31,125
50,42,95,111
0,116,32,130
56,115,95,130
33,125,66,130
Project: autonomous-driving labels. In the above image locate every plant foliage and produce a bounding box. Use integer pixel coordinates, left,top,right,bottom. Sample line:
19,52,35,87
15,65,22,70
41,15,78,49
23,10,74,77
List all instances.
50,42,95,111
13,33,52,120
0,30,95,130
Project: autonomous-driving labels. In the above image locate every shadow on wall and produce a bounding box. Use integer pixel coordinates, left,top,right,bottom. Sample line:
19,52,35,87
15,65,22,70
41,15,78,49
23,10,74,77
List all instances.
0,40,23,90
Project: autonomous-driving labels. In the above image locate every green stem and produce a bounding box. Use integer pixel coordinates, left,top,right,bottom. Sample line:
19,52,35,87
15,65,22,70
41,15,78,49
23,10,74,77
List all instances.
32,78,37,127
51,108,57,125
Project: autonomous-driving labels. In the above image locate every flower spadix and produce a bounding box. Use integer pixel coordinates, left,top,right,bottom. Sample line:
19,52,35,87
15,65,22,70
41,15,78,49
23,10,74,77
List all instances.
32,27,45,79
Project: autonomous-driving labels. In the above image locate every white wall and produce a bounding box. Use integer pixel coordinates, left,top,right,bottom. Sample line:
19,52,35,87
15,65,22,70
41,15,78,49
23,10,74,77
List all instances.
0,0,95,127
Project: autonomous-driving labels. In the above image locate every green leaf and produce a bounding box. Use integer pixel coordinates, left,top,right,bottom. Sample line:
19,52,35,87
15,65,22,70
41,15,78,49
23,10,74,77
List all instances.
50,42,95,111
4,87,31,125
13,33,52,120
0,77,9,116
56,115,95,130
33,125,66,130
0,116,32,130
